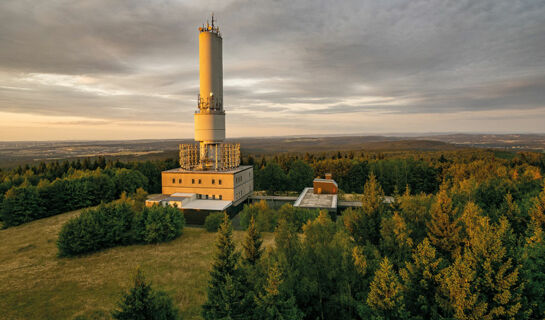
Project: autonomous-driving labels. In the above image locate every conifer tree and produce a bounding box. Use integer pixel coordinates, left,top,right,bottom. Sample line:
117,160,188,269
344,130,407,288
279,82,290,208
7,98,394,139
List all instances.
439,216,523,319
254,262,302,320
380,212,414,268
243,215,263,266
361,173,385,217
502,193,527,237
112,268,180,320
426,185,461,257
202,213,248,320
521,226,545,319
400,238,443,320
367,257,406,319
344,173,385,245
437,253,485,319
467,216,522,318
529,183,545,229
241,215,264,316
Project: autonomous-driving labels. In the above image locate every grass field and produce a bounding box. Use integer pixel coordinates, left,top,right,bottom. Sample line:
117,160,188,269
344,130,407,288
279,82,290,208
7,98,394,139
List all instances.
0,209,274,320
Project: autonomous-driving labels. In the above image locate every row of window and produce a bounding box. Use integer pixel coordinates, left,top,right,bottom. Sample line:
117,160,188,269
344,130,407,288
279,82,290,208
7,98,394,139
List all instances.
171,178,222,185
196,194,222,200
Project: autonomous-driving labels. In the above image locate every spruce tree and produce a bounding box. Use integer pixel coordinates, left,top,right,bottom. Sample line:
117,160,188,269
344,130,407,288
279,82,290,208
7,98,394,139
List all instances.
529,183,545,229
243,215,263,265
521,226,545,319
112,268,180,320
437,253,485,319
400,238,443,320
380,212,414,268
466,216,523,318
241,215,264,317
367,257,406,319
254,262,302,320
344,173,385,245
202,213,247,320
439,216,523,319
426,185,461,258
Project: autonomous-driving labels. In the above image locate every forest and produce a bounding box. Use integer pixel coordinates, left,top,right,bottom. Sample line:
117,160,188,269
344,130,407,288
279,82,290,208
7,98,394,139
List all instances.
202,149,545,319
1,149,545,319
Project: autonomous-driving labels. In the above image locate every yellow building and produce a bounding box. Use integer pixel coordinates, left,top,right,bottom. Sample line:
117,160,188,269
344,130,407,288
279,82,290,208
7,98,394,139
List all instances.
161,166,253,206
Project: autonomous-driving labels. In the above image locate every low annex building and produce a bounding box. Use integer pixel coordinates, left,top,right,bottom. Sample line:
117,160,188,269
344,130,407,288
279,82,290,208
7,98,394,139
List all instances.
294,173,338,212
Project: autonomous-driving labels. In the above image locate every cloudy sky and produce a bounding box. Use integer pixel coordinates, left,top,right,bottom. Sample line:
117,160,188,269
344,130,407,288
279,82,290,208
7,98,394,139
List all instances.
1,0,544,141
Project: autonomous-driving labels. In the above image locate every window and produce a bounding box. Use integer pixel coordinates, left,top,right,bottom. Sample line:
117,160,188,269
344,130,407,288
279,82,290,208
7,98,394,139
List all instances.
178,178,182,184
219,179,222,185
172,178,175,183
198,179,202,184
205,194,209,199
192,179,195,184
219,195,222,200
212,179,215,184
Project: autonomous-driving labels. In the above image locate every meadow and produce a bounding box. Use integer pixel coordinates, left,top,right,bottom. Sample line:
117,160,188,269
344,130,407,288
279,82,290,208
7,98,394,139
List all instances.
0,208,273,320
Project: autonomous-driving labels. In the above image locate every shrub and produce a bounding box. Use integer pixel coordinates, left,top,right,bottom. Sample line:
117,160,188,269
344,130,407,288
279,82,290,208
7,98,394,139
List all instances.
57,201,185,256
204,212,224,232
57,202,135,256
140,205,185,243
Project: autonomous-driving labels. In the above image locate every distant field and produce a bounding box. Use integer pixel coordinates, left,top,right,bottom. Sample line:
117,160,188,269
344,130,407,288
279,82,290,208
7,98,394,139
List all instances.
2,133,544,168
0,209,274,320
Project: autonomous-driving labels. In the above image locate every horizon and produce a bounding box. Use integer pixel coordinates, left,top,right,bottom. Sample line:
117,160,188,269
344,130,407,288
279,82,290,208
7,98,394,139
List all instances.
1,1,544,140
2,131,545,144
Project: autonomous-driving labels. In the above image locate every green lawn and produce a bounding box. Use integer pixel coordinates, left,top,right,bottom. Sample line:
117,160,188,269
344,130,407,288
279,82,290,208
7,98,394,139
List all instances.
0,209,273,320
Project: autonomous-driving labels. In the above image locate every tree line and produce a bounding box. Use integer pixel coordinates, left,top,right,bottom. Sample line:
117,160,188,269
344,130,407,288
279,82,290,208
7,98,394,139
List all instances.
0,157,177,227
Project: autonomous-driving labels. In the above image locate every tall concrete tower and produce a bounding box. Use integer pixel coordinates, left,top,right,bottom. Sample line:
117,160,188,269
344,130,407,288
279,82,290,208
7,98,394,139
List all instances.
157,15,253,212
179,15,240,171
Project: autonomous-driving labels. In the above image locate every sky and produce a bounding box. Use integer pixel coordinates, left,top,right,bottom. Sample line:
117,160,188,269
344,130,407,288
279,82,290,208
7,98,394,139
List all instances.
0,0,544,141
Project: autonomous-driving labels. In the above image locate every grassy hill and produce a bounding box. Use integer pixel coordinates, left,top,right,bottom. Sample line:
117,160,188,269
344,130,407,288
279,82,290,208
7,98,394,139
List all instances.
0,209,274,320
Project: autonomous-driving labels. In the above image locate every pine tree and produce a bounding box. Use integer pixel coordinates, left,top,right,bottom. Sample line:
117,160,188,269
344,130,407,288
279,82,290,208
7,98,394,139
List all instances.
243,215,263,266
254,262,302,320
400,238,443,320
426,185,461,258
202,213,248,320
367,257,406,319
112,268,180,320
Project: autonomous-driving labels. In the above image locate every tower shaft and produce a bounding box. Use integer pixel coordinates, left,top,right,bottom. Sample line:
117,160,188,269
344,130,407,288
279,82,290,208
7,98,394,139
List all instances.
180,17,239,171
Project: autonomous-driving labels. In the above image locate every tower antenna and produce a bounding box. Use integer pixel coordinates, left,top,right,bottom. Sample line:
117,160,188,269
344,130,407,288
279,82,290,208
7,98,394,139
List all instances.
211,13,215,28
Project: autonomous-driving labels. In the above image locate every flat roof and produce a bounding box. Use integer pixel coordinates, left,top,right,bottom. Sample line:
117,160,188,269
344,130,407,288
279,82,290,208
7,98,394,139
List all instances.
171,192,195,198
294,187,337,209
163,165,253,174
181,199,232,210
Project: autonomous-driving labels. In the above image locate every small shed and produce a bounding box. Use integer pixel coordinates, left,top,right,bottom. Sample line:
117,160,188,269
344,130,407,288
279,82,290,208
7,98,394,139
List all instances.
313,173,338,194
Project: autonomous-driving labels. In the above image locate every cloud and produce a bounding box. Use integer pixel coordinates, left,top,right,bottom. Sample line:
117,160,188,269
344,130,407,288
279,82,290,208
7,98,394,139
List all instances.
0,0,544,140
